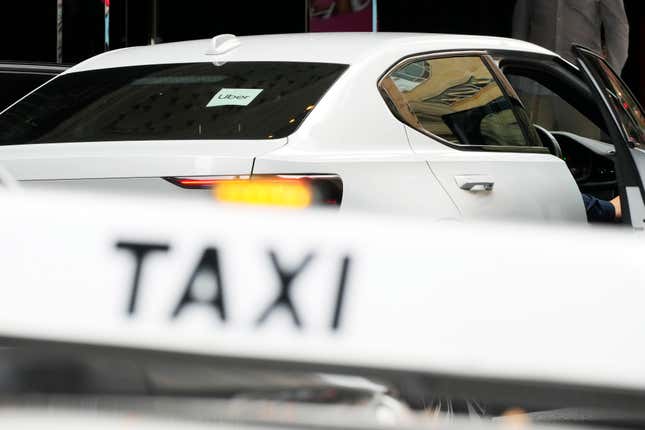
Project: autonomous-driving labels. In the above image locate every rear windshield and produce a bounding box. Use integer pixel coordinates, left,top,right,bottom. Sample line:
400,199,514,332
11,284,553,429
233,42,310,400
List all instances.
0,62,348,144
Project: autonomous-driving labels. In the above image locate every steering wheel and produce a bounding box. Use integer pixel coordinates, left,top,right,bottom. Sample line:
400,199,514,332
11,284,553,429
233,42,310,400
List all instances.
533,124,563,159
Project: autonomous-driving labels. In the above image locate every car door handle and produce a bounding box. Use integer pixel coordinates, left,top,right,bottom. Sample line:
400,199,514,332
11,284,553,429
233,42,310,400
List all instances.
454,175,495,191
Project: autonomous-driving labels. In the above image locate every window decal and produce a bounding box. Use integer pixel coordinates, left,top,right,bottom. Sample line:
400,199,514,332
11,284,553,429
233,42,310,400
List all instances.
207,88,264,107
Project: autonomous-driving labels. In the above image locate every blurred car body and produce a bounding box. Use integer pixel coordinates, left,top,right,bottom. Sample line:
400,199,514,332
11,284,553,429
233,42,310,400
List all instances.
0,185,643,427
0,194,637,429
0,34,642,226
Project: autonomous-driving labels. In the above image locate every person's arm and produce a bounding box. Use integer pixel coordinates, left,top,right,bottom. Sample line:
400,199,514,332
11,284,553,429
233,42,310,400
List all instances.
582,194,621,222
600,0,630,74
512,0,531,41
610,195,622,219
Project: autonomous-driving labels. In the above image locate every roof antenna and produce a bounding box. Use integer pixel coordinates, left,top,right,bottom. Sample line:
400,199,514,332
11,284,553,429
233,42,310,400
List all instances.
206,34,241,56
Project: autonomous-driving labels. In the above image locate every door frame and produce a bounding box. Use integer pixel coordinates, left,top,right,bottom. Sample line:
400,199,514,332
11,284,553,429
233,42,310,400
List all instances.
573,45,645,228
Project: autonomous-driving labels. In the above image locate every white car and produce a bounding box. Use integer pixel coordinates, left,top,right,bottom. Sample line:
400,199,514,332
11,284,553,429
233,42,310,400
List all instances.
0,33,643,226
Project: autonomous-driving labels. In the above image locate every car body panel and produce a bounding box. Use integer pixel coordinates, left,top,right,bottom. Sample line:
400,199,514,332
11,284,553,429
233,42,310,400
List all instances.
406,127,586,222
19,177,214,199
254,157,460,217
632,148,645,187
0,139,286,181
628,148,645,228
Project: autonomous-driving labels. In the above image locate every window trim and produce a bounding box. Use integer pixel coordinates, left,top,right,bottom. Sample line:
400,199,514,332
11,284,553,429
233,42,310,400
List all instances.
480,54,543,148
377,50,549,154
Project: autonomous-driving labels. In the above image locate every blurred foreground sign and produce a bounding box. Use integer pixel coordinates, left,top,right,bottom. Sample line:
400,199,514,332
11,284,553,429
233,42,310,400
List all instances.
0,191,643,391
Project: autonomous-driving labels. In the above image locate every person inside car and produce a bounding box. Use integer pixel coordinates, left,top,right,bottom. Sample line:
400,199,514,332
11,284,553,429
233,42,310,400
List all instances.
582,194,621,222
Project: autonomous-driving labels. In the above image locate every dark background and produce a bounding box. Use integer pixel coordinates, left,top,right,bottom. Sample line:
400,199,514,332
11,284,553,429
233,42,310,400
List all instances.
1,0,643,101
378,0,644,103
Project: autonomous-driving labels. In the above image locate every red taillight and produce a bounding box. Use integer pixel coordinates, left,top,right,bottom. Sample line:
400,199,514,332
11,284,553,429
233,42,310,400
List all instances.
165,176,247,189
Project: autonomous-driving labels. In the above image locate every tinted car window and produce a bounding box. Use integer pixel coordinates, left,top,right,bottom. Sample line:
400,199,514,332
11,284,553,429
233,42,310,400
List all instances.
0,62,348,145
506,74,608,142
382,56,531,147
0,72,53,111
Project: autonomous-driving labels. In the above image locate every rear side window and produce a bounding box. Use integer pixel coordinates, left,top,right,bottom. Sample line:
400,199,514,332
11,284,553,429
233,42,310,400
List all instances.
0,62,348,145
380,56,533,148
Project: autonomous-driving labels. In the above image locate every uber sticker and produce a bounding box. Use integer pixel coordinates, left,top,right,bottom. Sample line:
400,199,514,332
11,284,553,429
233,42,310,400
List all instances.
207,88,263,107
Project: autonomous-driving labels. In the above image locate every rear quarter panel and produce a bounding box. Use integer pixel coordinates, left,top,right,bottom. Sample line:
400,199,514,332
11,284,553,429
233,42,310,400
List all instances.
253,58,460,219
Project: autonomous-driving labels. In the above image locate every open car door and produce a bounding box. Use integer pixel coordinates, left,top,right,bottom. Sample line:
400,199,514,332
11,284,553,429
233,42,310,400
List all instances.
573,46,645,229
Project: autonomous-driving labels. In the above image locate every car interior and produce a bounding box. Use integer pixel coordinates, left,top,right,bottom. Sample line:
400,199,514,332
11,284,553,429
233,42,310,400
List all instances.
497,55,621,209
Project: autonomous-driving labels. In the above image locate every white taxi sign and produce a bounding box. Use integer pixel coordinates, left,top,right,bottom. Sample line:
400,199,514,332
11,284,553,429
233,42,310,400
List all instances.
0,191,643,393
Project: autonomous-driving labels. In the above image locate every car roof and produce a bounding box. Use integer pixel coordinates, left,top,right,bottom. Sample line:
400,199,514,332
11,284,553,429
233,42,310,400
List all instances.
67,32,556,73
